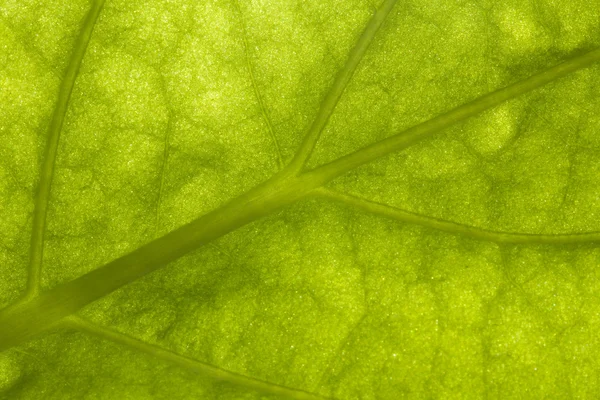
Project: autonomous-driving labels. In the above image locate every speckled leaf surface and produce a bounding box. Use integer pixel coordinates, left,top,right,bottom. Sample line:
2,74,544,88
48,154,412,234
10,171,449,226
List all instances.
1,0,600,399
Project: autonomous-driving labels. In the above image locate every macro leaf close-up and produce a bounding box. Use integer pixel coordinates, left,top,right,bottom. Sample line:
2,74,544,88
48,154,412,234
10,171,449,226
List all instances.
2,0,600,398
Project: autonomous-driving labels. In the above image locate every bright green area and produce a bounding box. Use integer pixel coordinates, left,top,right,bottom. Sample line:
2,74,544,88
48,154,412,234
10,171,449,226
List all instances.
1,0,600,399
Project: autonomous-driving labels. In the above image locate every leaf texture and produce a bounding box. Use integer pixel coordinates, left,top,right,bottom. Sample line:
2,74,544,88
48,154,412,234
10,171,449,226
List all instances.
1,0,600,399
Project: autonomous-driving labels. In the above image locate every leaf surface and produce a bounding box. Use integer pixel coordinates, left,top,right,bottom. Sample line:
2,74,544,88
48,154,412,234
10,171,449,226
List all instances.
1,0,600,399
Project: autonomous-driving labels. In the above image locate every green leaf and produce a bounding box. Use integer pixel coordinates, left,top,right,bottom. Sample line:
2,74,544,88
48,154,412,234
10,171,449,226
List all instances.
1,0,600,399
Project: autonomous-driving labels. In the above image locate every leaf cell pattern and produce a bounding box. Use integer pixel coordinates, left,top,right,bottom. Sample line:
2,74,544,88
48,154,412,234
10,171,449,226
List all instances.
1,0,600,398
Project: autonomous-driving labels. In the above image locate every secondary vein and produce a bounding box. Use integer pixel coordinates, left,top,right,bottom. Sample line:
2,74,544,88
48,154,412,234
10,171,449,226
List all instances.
288,0,399,172
25,0,105,299
235,0,284,169
3,34,600,357
65,316,332,400
154,107,173,236
313,188,600,244
303,48,600,185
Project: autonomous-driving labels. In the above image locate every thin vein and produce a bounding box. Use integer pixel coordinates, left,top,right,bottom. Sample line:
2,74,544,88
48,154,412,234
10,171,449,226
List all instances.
154,113,172,236
0,15,60,78
288,0,398,172
313,188,600,244
234,1,283,169
25,0,105,299
64,316,332,400
302,48,600,185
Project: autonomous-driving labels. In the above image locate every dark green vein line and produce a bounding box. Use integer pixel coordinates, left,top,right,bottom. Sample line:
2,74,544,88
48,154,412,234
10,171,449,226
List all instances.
64,316,332,400
234,0,284,169
0,15,59,78
288,0,398,172
25,0,105,299
154,112,172,236
303,48,600,185
0,172,306,352
313,313,367,393
3,47,599,354
313,188,600,244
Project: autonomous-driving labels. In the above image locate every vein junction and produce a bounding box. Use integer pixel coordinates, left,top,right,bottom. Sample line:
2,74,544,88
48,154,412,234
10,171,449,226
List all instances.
24,0,106,300
2,0,600,398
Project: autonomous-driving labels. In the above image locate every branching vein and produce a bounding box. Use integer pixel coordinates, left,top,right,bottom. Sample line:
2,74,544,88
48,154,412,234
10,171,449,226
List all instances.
302,48,600,186
234,0,284,169
64,316,331,400
3,1,600,376
288,0,399,172
313,188,600,244
3,47,599,354
25,0,105,299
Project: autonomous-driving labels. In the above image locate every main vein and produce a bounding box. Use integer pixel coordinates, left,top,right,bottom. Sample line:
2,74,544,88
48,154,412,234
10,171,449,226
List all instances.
288,0,398,172
25,0,105,299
